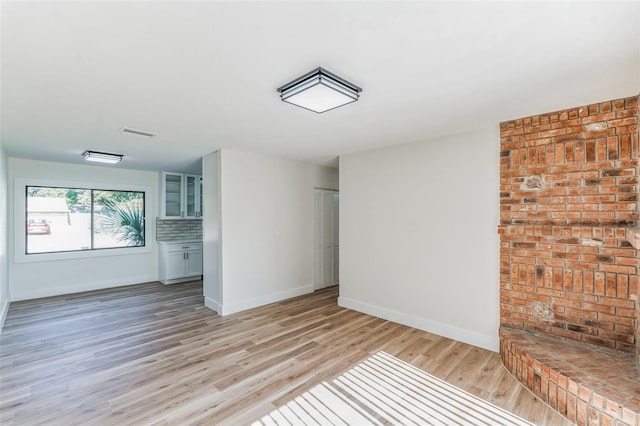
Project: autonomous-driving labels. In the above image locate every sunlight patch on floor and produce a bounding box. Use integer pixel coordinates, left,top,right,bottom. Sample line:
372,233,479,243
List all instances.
253,352,533,426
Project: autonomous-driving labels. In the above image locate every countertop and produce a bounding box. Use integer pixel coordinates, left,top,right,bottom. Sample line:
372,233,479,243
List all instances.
157,239,202,245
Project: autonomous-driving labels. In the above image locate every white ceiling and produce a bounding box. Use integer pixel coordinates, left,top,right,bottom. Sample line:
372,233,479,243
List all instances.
1,1,638,174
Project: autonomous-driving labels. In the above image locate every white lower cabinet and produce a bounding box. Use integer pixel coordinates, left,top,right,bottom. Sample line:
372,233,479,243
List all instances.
158,241,203,284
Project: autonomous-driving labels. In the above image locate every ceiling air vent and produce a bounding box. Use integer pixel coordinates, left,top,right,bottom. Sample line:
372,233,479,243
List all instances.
119,127,156,137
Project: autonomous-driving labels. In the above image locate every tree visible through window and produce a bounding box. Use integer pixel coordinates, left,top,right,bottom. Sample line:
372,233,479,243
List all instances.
26,186,145,254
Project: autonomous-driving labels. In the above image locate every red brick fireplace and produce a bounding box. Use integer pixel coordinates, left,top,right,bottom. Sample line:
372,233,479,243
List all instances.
498,95,639,425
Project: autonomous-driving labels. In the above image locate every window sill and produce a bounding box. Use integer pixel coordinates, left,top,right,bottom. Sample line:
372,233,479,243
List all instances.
14,245,153,264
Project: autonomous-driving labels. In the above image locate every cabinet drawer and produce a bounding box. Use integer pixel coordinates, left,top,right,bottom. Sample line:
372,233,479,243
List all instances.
164,243,202,253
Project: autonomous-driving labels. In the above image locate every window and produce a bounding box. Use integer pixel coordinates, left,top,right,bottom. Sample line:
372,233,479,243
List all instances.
26,186,145,254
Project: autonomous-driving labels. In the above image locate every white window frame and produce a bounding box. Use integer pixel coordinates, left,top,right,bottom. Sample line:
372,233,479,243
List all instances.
14,177,153,264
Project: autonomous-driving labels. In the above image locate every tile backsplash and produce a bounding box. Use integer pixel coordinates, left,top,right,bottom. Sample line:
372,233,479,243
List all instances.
156,218,202,241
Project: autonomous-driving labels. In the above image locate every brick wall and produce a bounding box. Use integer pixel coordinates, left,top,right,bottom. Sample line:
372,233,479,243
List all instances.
637,101,640,366
499,95,639,352
637,281,640,365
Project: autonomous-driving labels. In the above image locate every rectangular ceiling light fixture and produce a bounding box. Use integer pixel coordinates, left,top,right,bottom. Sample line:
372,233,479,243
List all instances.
119,127,156,137
82,150,123,164
277,67,362,113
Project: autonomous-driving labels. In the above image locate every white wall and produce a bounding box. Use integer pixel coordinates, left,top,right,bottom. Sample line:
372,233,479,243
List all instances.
339,127,500,351
8,158,159,300
217,149,338,315
0,142,9,332
202,151,221,312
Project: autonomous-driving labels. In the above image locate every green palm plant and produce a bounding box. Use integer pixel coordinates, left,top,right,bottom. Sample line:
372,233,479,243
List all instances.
100,198,145,246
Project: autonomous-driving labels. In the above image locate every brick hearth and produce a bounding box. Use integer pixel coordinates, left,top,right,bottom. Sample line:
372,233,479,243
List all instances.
501,328,639,425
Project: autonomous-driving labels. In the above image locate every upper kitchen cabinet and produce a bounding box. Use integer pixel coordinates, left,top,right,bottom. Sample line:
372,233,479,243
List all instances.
160,172,203,219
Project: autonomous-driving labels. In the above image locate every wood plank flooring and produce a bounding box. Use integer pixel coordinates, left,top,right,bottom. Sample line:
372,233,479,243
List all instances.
0,281,571,425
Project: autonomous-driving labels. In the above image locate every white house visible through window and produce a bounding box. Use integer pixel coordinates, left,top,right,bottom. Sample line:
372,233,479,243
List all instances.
26,186,145,254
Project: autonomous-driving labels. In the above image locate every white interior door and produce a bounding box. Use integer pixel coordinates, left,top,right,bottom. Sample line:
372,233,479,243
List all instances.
314,189,339,290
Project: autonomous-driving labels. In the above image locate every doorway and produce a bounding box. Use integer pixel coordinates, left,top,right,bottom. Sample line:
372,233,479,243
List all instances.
313,189,339,290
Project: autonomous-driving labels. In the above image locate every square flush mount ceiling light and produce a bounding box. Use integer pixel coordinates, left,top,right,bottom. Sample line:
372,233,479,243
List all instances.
277,67,362,113
82,150,123,164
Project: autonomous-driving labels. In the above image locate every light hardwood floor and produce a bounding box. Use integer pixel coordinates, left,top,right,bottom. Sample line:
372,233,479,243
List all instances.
0,281,571,425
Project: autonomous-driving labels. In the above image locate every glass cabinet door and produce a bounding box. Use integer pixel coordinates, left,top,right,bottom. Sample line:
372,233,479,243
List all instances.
199,176,203,217
164,173,183,218
185,175,197,218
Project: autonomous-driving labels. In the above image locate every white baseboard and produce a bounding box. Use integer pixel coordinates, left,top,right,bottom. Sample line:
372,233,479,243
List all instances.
0,299,9,335
204,296,221,314
10,274,159,301
338,296,499,352
220,284,314,316
161,275,202,285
